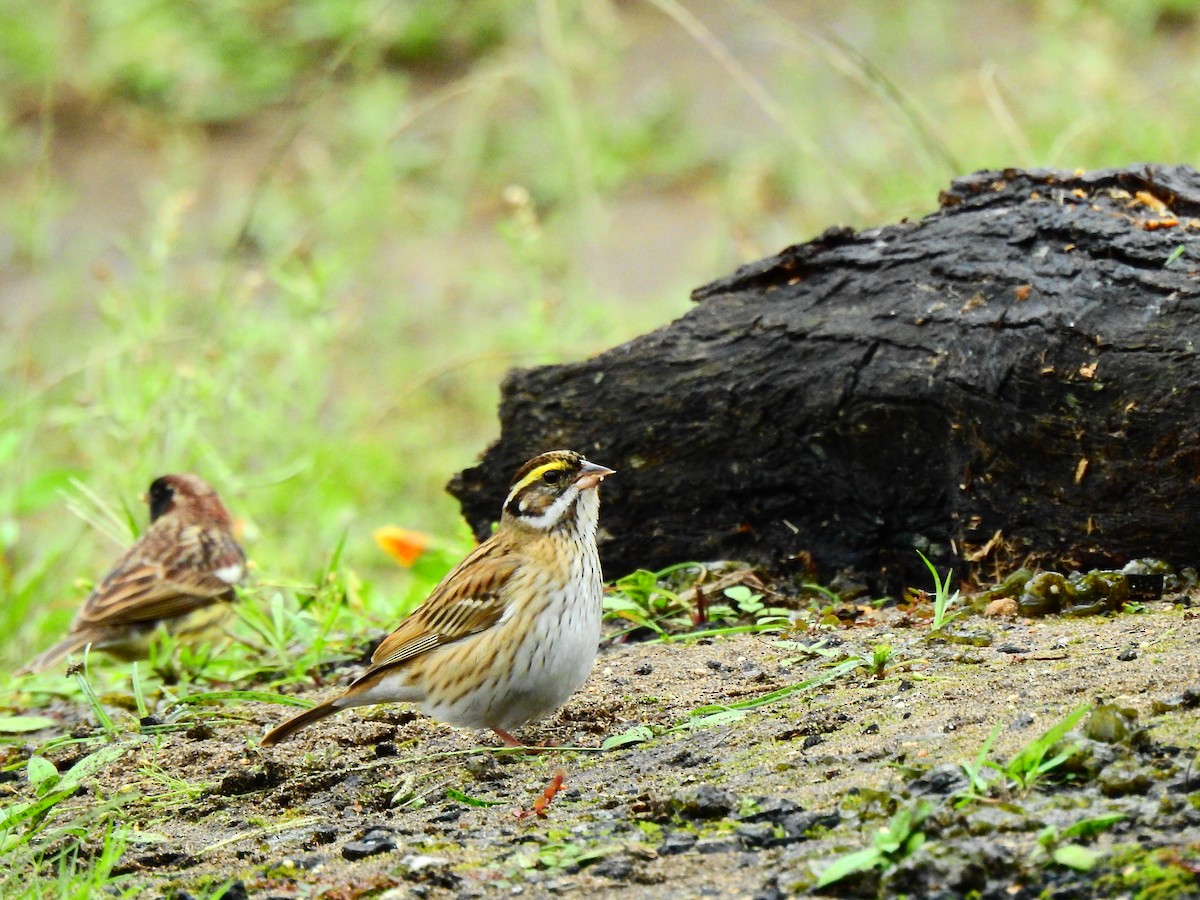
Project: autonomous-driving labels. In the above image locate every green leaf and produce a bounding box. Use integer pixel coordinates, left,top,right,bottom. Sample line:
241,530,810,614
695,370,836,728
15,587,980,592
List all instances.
814,846,882,887
1053,843,1099,870
875,831,903,854
600,725,655,750
1006,703,1090,780
1,747,131,832
602,596,652,615
57,743,130,791
903,831,926,855
0,798,40,832
26,757,59,792
445,788,507,808
672,710,744,734
0,715,57,734
689,657,864,716
1060,813,1124,841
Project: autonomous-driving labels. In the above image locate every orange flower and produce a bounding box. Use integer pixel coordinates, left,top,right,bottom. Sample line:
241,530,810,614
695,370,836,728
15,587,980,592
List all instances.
373,527,430,568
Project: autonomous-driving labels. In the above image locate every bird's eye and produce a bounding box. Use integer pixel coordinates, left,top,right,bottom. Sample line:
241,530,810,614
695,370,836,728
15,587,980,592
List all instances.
542,469,562,485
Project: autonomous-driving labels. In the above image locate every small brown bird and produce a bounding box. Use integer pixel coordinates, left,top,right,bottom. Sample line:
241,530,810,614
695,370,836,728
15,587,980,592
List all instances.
20,474,246,675
261,449,615,748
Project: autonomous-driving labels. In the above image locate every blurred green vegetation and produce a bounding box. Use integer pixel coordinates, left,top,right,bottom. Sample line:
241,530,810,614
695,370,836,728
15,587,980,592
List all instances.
2,0,1199,677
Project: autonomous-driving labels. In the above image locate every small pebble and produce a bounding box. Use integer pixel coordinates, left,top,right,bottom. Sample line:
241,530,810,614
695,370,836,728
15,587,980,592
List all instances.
590,854,634,880
909,764,969,797
342,829,398,861
659,831,698,855
1098,761,1154,797
735,821,776,848
695,837,740,854
985,598,1019,617
1010,712,1035,730
753,882,787,900
672,784,737,819
309,826,337,846
400,854,449,874
996,644,1031,654
464,755,501,780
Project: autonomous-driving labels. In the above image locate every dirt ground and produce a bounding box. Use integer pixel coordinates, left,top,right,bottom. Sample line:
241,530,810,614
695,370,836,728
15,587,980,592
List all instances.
10,599,1200,899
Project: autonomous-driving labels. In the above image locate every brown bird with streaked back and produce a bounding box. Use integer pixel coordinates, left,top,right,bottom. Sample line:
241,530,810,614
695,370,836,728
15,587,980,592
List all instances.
20,474,246,675
261,449,615,749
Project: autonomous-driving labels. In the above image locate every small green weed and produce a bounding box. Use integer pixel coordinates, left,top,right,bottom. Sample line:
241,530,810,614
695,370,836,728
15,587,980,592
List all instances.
915,550,962,632
604,563,791,641
446,787,507,809
513,839,616,872
779,638,915,682
864,643,894,679
594,655,866,752
17,824,137,900
0,742,134,884
137,764,210,805
73,653,119,740
678,658,866,729
959,723,1001,801
996,704,1090,792
704,584,792,628
958,704,1091,801
603,565,692,638
776,638,845,667
813,799,933,888
1035,813,1124,871
1096,844,1200,897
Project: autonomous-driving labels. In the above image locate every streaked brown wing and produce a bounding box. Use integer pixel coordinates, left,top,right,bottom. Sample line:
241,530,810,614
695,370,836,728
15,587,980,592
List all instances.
365,541,519,672
76,524,245,628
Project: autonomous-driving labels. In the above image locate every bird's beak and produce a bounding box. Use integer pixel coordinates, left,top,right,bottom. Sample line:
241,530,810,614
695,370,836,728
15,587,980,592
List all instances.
575,460,616,491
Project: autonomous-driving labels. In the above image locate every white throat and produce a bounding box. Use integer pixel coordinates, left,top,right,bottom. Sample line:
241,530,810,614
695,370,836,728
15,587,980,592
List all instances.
518,484,581,531
518,484,602,535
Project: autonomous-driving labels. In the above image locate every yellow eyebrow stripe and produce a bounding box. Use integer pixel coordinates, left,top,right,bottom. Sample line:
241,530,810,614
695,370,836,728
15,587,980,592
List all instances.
509,461,569,499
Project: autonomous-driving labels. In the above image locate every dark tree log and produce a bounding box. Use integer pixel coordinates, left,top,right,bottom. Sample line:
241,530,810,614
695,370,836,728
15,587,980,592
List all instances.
449,165,1200,591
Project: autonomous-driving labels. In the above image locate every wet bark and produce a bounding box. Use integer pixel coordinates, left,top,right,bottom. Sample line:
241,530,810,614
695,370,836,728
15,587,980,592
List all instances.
449,165,1200,591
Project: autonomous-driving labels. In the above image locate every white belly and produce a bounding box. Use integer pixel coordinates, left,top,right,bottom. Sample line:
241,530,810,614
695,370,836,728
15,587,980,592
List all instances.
424,579,603,731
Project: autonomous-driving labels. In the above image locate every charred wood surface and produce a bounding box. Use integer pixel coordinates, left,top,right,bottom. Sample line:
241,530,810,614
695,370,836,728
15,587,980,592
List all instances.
449,165,1200,590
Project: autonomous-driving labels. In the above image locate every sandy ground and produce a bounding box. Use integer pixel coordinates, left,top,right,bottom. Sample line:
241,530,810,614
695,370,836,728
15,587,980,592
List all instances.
8,601,1199,899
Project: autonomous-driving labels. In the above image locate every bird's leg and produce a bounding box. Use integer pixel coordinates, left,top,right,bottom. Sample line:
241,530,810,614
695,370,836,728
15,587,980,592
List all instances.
492,727,525,747
492,727,558,753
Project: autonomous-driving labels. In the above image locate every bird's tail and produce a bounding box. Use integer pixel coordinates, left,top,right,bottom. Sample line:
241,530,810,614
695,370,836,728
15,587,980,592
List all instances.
18,634,95,677
260,698,344,746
